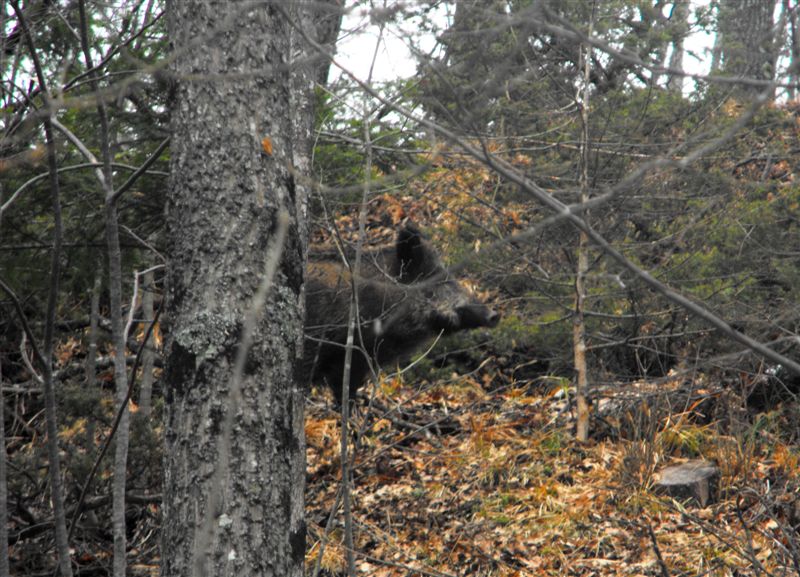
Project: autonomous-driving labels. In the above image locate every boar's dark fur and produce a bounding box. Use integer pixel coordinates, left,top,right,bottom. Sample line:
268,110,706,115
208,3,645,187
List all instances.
301,224,499,404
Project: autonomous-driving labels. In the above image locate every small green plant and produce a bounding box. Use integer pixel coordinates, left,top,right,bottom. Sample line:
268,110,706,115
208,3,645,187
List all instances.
540,431,564,457
658,423,711,457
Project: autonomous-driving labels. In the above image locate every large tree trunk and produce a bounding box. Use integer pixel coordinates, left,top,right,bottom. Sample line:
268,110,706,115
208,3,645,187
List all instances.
788,0,800,100
311,0,344,86
717,0,777,100
162,2,312,576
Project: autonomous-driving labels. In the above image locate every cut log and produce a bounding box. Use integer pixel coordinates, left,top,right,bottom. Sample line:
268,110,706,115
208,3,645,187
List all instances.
655,460,720,507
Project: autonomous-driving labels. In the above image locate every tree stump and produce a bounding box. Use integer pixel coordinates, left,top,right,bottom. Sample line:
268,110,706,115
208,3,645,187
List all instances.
655,460,720,507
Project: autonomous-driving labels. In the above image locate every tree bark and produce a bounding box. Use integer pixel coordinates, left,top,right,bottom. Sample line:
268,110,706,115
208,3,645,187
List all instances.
0,362,8,577
10,2,73,574
106,200,130,577
85,269,102,447
574,18,592,443
717,0,777,100
312,0,344,87
139,268,155,420
785,0,799,100
76,1,130,572
666,0,689,94
162,2,311,576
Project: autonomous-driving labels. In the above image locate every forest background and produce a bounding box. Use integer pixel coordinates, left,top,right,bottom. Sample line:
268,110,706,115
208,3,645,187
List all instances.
2,0,800,576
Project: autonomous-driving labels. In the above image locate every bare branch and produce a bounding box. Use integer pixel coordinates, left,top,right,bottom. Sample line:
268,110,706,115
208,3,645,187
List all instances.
0,276,46,374
66,303,163,545
110,137,169,205
18,332,43,386
535,4,798,90
50,117,106,187
125,264,165,343
288,10,800,377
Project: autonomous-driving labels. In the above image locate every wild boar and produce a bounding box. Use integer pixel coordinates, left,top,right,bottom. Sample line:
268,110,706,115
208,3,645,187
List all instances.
301,224,499,404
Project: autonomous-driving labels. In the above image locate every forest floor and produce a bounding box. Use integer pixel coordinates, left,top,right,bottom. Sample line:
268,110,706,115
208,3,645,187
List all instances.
9,193,800,576
304,373,800,577
303,193,800,577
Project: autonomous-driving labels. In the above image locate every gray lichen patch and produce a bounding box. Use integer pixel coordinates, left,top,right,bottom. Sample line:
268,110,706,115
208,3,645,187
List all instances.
173,310,240,367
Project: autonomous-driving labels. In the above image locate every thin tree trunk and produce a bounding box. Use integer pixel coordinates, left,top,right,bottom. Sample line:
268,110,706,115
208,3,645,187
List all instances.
710,25,722,75
788,0,800,100
0,193,6,577
162,3,312,576
77,2,130,573
85,269,102,447
574,14,593,443
0,362,9,577
0,166,5,577
666,0,688,94
9,3,73,574
340,294,357,577
105,202,130,577
336,20,385,577
139,268,155,420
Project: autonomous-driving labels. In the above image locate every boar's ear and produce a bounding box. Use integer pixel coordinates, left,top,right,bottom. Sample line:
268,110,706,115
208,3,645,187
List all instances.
396,224,435,281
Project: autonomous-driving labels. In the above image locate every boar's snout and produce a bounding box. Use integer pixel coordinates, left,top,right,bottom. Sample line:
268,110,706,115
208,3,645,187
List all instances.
456,304,500,329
